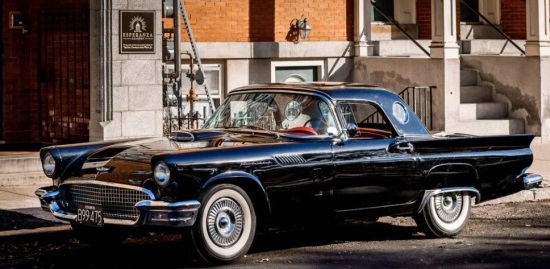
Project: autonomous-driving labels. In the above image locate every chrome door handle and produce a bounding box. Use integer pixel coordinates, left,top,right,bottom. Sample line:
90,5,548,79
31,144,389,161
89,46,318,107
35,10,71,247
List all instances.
395,143,414,153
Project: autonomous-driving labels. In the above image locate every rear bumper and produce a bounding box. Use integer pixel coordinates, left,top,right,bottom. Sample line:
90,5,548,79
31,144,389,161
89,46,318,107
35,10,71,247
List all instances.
35,186,200,228
521,173,543,190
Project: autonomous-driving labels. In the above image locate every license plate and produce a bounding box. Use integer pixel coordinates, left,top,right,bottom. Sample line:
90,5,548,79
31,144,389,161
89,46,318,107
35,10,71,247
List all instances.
77,205,104,226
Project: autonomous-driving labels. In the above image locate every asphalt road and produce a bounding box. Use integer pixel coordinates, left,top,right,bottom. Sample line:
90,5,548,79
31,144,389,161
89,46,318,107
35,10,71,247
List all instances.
1,200,549,269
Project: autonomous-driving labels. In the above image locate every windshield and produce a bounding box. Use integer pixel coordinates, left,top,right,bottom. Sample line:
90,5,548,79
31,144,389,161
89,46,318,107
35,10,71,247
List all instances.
204,92,338,136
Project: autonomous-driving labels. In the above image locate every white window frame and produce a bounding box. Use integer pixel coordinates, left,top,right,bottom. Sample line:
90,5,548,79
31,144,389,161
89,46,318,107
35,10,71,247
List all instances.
270,60,325,83
179,62,224,118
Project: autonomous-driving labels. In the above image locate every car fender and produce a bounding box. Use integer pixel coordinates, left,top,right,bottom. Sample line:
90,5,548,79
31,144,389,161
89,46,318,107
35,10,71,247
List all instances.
201,171,272,227
424,163,480,190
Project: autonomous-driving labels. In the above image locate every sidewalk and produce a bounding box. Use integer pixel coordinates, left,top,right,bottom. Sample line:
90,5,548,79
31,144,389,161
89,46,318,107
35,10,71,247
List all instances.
0,141,549,238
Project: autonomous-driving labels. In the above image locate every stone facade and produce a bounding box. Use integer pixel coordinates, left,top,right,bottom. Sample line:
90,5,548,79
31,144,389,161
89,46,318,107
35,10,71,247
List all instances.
1,0,549,144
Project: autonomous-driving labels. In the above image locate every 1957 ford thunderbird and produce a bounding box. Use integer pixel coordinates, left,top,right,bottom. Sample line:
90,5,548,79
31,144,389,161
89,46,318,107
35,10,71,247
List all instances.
36,82,543,264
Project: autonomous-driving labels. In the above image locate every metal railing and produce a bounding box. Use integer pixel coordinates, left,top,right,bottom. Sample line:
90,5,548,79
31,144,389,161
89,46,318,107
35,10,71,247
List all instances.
370,0,430,57
399,86,435,130
460,0,525,55
164,111,207,136
365,86,436,130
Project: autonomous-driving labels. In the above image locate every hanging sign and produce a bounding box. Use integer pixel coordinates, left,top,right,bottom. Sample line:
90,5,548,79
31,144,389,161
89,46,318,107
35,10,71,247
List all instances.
119,10,155,54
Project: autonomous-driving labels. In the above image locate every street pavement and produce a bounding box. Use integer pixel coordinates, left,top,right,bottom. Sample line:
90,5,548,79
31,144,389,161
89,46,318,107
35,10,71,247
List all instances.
0,141,549,238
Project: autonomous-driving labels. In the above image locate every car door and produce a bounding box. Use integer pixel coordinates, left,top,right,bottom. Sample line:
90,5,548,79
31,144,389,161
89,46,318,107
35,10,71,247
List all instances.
330,101,423,213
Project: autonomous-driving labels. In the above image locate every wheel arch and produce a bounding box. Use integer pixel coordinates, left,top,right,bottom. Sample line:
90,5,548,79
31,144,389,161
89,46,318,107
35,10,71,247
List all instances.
201,171,271,231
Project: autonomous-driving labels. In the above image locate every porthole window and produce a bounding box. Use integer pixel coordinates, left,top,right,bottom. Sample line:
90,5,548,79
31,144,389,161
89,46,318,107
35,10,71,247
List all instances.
285,100,302,121
392,102,409,124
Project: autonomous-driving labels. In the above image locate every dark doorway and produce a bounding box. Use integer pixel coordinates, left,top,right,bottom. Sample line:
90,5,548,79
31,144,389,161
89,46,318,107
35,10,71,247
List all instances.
0,3,3,142
461,0,480,23
37,8,90,144
372,0,394,22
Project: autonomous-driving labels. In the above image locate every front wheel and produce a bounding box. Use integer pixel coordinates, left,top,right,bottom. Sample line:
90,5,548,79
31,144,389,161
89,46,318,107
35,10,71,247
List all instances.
190,184,256,264
414,192,471,238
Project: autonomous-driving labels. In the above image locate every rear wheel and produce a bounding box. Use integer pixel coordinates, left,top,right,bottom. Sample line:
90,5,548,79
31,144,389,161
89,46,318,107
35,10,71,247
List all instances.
189,184,256,264
414,192,471,238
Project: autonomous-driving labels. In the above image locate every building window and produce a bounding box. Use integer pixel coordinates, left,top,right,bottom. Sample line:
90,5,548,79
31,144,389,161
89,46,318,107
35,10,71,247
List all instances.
271,61,325,82
180,63,223,118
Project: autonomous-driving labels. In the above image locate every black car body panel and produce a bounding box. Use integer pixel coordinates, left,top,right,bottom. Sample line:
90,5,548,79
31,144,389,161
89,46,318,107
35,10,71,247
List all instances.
35,83,543,262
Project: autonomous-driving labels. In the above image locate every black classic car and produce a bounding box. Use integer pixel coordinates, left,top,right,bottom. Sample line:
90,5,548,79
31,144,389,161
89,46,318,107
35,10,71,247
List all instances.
36,82,543,264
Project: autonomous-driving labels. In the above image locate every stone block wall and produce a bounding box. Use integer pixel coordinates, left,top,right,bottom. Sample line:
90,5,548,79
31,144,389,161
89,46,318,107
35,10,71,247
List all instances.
89,0,164,141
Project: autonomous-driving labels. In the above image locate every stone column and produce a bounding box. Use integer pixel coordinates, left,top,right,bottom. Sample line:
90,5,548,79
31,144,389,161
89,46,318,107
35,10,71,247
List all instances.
89,0,164,141
354,0,374,57
430,0,459,58
525,0,550,56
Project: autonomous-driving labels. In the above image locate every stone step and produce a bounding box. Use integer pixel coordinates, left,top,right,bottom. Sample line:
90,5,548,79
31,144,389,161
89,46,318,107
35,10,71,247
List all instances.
460,69,478,86
447,119,525,136
459,102,508,120
460,24,504,40
460,85,493,103
0,156,42,174
373,40,431,57
460,39,525,55
0,172,51,187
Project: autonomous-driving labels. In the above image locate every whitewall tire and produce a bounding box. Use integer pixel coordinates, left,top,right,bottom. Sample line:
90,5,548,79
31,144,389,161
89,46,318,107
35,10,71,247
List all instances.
415,191,471,238
191,184,256,264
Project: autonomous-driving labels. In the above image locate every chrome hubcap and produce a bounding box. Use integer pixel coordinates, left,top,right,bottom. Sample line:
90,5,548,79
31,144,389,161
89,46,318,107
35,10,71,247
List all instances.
434,192,462,223
207,198,243,247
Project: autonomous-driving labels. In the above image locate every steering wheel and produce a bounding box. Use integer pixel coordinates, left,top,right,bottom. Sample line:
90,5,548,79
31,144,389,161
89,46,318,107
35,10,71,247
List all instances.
303,119,328,128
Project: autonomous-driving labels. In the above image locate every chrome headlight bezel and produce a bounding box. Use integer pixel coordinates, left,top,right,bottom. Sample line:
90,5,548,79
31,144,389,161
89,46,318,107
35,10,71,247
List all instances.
154,161,171,187
42,152,57,177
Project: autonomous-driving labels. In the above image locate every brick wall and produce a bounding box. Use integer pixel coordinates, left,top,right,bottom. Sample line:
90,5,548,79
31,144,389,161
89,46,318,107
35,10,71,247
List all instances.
166,0,353,42
501,0,526,39
416,0,431,39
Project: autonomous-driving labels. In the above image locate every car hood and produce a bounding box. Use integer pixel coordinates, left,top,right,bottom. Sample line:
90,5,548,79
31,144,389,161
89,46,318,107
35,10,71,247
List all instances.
77,130,285,185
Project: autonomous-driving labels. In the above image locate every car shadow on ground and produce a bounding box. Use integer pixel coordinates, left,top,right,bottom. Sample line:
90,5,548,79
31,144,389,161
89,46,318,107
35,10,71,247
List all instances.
249,219,424,254
0,209,64,231
0,220,425,268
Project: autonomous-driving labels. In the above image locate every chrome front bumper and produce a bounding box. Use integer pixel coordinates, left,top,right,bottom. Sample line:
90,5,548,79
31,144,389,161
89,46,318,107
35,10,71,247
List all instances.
35,186,200,228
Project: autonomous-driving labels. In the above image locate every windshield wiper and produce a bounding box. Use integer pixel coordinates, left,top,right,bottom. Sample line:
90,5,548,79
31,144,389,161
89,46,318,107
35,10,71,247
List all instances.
221,125,279,138
222,125,267,131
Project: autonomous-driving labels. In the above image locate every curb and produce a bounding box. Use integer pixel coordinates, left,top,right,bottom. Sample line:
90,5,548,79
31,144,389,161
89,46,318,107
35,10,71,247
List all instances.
475,187,550,206
0,225,71,239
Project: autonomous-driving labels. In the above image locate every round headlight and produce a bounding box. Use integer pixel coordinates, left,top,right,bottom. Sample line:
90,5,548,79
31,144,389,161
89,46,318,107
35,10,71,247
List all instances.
154,162,171,187
42,152,56,177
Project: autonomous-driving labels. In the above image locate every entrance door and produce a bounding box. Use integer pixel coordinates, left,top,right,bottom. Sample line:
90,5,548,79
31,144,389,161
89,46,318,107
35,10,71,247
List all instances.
461,0,480,23
0,3,3,141
38,8,90,143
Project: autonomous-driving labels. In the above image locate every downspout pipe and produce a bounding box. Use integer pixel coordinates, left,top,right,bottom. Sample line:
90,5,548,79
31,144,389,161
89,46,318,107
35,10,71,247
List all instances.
99,0,113,125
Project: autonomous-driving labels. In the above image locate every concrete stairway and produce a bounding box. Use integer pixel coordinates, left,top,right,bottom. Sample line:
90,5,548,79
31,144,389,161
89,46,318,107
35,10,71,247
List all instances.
0,153,50,187
450,69,525,135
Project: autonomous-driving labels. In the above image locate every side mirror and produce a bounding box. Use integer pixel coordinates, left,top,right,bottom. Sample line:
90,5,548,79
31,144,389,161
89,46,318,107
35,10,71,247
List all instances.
347,123,358,137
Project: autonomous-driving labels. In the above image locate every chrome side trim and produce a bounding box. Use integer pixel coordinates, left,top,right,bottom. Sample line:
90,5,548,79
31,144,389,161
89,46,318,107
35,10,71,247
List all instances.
522,173,543,189
418,187,481,213
334,200,416,213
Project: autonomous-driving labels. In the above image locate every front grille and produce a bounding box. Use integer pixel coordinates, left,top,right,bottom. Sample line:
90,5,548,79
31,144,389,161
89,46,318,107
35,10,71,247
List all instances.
63,183,152,222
